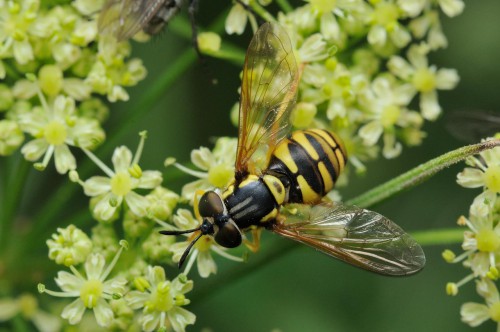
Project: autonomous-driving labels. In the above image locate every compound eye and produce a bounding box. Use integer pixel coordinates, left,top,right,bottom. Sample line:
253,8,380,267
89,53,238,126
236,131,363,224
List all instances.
214,221,242,248
198,191,224,217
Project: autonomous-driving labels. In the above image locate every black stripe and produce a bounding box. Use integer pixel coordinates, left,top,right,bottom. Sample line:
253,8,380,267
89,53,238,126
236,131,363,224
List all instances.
321,130,347,161
287,140,324,196
304,132,338,186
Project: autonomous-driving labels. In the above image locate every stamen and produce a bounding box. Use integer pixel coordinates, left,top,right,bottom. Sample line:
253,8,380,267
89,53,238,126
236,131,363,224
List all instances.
211,246,244,262
132,131,147,165
100,240,128,281
183,249,198,276
172,162,208,178
80,147,115,177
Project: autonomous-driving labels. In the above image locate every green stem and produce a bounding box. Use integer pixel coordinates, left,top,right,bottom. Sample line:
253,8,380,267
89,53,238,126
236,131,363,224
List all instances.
411,228,464,246
249,0,276,22
346,139,500,208
276,0,293,13
0,156,30,251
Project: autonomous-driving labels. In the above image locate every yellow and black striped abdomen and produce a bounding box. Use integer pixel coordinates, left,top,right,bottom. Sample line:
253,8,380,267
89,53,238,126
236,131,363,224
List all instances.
267,129,347,204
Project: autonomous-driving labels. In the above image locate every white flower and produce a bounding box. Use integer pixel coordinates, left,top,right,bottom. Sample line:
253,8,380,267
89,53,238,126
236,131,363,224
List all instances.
125,266,195,332
457,139,500,208
366,1,411,49
38,242,128,327
18,95,105,173
358,76,422,158
172,137,237,204
82,134,162,221
47,224,93,266
461,278,500,329
388,44,459,120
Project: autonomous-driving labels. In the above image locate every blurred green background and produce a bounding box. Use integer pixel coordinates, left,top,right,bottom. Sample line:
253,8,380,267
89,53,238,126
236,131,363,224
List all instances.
6,0,500,331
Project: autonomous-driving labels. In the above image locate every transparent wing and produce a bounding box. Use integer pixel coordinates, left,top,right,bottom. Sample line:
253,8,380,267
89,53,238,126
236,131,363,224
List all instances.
446,110,500,143
271,202,425,276
235,22,299,178
98,0,164,41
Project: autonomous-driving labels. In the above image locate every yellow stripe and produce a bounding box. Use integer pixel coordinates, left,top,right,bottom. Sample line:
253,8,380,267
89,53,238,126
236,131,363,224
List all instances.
309,129,337,148
335,149,346,170
239,174,259,188
273,141,298,173
291,131,319,160
330,131,348,159
262,174,285,205
318,161,334,193
222,184,235,199
297,175,321,203
260,208,278,222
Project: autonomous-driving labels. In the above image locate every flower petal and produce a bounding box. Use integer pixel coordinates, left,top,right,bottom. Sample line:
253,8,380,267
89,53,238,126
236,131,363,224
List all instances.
457,168,485,188
138,170,163,189
93,298,114,327
124,191,149,217
54,144,76,174
84,253,106,280
197,251,217,278
461,302,490,327
83,176,111,196
32,310,63,332
420,90,441,121
55,271,84,293
141,312,161,332
21,139,48,161
111,146,132,172
61,299,86,325
94,192,121,221
167,306,196,332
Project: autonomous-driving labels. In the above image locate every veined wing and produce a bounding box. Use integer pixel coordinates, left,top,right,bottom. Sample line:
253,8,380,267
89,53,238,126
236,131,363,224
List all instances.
98,0,165,41
235,22,299,179
272,202,425,276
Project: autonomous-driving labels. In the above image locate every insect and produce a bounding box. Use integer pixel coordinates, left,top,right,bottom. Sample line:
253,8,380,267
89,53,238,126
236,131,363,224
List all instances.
98,0,186,41
161,22,426,276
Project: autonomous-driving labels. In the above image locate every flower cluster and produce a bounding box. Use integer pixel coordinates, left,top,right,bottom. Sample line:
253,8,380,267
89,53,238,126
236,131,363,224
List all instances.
0,0,146,172
218,0,462,169
443,139,500,329
0,0,471,331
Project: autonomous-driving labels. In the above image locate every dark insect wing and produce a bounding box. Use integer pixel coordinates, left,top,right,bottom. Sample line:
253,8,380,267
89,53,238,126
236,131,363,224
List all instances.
271,202,425,276
98,0,166,41
235,22,299,178
446,110,500,143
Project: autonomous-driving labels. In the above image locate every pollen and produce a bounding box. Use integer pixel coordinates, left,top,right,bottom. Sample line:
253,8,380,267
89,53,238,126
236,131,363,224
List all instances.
44,120,67,146
476,228,500,252
412,67,437,93
484,165,500,193
80,279,103,308
111,171,132,196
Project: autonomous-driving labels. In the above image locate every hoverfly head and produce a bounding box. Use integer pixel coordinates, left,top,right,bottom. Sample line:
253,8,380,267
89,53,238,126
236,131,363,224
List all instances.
198,191,242,249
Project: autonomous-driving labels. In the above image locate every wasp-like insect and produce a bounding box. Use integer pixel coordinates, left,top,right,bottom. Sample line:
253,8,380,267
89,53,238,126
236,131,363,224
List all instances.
98,0,185,41
162,22,425,276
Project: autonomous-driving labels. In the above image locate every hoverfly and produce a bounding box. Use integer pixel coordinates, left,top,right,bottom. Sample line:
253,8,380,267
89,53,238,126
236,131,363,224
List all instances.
161,22,426,276
98,0,185,41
